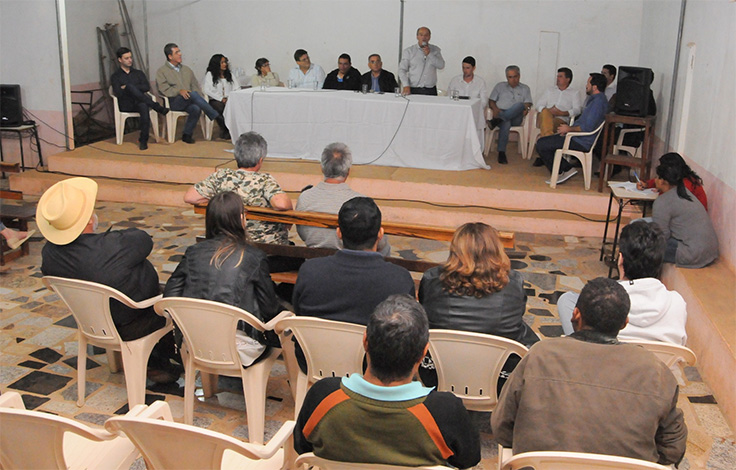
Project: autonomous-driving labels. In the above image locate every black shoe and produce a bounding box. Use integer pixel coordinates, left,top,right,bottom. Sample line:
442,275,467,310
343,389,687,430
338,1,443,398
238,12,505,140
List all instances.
220,129,231,140
532,157,544,167
488,118,502,130
182,134,195,144
153,103,170,115
139,140,148,150
497,151,508,164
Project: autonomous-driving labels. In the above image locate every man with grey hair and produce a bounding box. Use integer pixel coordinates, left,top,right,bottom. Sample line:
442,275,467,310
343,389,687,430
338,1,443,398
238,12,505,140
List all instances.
184,131,292,244
488,65,533,164
296,142,390,255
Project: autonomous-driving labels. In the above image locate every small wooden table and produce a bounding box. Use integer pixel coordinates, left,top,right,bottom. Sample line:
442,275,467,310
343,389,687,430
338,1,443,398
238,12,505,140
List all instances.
600,182,658,277
597,114,655,192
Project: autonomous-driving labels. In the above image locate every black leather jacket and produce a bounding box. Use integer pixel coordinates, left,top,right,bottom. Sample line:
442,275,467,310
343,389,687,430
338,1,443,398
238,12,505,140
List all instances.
163,236,280,346
419,267,539,347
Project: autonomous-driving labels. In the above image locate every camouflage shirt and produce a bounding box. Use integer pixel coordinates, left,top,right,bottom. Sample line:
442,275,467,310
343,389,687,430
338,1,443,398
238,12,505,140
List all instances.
194,168,289,244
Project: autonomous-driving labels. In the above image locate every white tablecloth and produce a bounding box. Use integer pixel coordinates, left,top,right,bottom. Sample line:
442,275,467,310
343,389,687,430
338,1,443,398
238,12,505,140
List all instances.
224,88,488,171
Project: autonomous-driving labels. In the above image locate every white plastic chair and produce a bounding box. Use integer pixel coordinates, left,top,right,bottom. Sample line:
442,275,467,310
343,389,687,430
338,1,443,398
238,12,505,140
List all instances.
204,115,215,141
109,86,160,145
42,276,172,408
106,400,296,470
500,450,670,470
622,340,696,369
614,127,645,158
274,317,366,418
427,329,528,412
485,107,530,160
295,452,448,470
154,297,292,444
160,95,208,143
549,121,606,190
0,391,139,470
527,111,576,159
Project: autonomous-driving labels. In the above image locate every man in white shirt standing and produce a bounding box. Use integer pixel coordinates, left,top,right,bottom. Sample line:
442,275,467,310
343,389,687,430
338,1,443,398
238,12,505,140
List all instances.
399,26,445,96
602,64,617,101
447,56,488,103
288,49,326,89
533,67,583,166
488,65,533,164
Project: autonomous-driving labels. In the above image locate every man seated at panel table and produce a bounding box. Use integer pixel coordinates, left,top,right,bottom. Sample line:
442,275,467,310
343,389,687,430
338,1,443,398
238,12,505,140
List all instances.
295,294,481,468
492,277,687,466
323,53,362,91
296,142,391,256
447,56,488,103
488,65,533,164
184,131,292,245
360,54,398,93
535,73,608,185
288,49,326,89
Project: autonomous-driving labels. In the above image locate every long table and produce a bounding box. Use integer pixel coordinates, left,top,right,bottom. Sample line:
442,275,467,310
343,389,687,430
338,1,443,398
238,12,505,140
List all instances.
223,88,488,171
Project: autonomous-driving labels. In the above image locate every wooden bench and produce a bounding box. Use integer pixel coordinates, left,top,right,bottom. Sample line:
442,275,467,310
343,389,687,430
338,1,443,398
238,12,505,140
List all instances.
1,189,36,265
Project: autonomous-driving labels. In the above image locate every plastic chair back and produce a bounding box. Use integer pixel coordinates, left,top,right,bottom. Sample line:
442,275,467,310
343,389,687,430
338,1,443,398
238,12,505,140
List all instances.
622,340,696,369
295,452,448,470
428,329,528,411
500,451,670,470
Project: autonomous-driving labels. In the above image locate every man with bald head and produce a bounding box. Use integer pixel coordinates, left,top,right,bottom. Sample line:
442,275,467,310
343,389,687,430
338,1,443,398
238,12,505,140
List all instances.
399,26,445,96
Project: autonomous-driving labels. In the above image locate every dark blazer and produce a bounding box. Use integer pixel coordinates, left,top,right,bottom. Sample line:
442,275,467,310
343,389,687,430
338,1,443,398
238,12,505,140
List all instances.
110,67,152,111
360,70,398,93
323,67,362,91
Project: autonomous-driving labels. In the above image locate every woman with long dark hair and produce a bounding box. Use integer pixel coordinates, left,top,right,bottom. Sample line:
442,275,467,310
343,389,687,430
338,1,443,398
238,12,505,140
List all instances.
638,152,708,210
164,191,281,364
203,54,239,139
251,58,283,87
652,159,718,268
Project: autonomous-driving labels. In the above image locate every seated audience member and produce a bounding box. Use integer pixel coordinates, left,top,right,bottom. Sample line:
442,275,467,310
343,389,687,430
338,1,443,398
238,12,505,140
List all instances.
39,177,178,383
602,64,617,102
492,277,687,466
488,65,533,164
203,54,239,140
288,49,326,89
360,54,398,93
296,142,390,256
251,58,283,87
447,56,488,102
323,53,362,91
292,197,414,323
535,73,608,185
557,221,687,344
294,294,481,468
534,67,582,140
419,223,538,347
652,158,718,268
184,131,292,245
0,222,33,250
164,192,281,365
638,152,708,210
111,46,169,150
155,43,221,144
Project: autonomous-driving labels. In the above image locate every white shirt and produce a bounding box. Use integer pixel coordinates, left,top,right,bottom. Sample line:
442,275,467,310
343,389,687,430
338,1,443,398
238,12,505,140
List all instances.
604,81,617,101
536,85,583,123
447,75,489,104
202,71,240,101
288,64,326,89
398,43,445,88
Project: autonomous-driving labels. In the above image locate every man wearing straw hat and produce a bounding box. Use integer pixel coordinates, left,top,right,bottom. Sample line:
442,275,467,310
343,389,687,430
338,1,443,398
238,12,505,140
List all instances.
38,177,179,383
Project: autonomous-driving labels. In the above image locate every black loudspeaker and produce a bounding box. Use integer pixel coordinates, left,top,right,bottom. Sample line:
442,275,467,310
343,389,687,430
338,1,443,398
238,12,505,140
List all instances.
1,84,23,127
615,67,653,117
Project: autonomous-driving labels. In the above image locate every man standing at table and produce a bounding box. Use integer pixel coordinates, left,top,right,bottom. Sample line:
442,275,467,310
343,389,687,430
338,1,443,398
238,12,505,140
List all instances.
323,53,362,91
447,56,488,103
399,26,445,96
360,54,398,93
288,49,326,89
488,65,533,164
155,43,221,144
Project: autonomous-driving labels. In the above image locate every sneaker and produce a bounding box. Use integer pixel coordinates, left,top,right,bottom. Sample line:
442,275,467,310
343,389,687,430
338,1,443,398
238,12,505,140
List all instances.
546,168,578,185
497,151,508,164
182,134,195,144
139,140,148,151
532,157,544,167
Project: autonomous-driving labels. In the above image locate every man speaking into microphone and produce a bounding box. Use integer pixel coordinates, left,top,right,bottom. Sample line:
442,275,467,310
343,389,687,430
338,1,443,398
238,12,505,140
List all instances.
399,26,445,95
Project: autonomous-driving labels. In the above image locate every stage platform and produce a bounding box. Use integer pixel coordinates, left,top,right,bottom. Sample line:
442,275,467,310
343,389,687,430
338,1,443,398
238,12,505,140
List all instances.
8,134,641,238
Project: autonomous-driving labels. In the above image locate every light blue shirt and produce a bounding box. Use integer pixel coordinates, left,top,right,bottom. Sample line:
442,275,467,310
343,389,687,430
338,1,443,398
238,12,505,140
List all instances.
288,64,326,89
342,374,433,401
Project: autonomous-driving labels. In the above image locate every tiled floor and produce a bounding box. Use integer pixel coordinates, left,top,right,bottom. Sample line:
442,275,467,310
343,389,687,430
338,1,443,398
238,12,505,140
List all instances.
1,200,734,469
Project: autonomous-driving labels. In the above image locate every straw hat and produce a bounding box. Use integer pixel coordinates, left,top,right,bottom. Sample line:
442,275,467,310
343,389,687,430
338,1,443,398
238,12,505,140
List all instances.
36,177,98,245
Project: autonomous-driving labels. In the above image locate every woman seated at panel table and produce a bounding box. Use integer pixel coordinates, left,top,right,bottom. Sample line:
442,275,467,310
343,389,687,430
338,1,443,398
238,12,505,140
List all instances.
163,191,282,366
203,54,240,140
651,158,718,269
418,222,539,389
251,58,284,88
637,152,708,210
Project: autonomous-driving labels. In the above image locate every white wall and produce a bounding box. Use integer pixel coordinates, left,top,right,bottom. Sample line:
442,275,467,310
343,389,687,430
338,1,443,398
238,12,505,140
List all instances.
66,0,120,87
